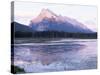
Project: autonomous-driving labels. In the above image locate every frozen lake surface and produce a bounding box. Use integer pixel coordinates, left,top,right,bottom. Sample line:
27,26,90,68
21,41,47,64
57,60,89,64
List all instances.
13,38,97,73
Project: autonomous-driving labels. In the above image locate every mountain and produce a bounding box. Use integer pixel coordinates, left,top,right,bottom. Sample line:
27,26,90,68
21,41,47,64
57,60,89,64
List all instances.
11,22,33,32
30,8,93,33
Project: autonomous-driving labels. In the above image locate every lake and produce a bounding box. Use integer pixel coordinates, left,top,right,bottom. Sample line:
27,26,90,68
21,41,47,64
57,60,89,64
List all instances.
12,38,97,73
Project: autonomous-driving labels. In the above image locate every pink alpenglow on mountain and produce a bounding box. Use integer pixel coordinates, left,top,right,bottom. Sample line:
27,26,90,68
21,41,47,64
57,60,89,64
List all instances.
31,9,58,23
30,9,93,33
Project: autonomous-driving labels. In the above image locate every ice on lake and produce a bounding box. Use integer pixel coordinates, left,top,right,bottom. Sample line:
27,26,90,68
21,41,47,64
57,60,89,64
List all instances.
12,39,97,73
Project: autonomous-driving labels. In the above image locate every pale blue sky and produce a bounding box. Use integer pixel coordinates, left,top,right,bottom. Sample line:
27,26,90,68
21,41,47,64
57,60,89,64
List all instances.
14,1,97,31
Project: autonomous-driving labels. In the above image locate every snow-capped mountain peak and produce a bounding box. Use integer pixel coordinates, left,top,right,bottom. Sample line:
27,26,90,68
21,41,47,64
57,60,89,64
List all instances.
31,8,58,23
30,8,93,33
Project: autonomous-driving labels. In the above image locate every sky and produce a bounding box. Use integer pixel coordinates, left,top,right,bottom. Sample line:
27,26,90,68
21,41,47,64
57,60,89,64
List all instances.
14,1,98,32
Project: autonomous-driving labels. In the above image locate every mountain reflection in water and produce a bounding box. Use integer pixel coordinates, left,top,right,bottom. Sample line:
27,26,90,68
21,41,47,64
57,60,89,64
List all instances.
13,39,97,73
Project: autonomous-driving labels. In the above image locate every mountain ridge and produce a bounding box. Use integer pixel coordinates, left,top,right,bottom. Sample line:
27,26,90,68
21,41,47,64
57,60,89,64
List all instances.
11,22,33,32
30,8,93,33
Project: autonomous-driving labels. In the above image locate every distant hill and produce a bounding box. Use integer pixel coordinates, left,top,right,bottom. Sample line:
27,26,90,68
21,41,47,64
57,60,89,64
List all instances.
11,22,33,38
11,22,33,32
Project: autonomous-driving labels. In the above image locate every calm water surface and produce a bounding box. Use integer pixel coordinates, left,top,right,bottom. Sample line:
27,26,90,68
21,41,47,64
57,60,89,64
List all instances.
13,39,97,73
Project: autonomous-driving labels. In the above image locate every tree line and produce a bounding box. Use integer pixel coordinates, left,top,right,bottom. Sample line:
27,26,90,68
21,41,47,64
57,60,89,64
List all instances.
13,31,97,39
